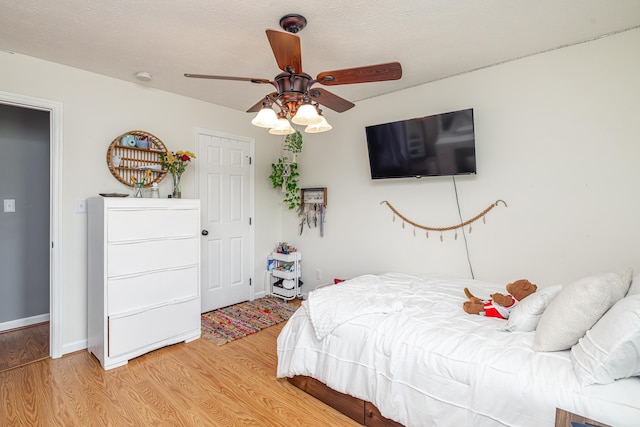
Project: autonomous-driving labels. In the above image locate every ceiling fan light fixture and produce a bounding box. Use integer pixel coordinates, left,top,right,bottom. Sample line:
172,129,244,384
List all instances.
185,16,402,135
305,116,332,133
269,116,295,135
251,106,279,128
291,102,322,125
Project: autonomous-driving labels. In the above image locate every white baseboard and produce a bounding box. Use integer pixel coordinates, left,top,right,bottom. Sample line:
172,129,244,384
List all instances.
0,313,50,332
62,339,88,355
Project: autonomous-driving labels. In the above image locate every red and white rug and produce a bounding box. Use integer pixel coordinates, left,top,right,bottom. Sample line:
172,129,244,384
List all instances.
201,296,298,345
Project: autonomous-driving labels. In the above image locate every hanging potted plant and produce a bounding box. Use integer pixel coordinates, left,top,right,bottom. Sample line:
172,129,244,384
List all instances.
283,130,303,161
269,131,303,210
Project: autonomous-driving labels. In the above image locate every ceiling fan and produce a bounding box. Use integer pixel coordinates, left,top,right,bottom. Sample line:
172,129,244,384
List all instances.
184,14,402,133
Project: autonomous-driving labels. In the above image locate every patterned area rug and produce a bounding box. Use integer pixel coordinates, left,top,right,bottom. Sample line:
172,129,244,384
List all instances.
201,296,298,346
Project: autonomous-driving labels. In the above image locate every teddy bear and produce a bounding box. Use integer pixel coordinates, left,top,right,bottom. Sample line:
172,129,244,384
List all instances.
463,279,537,319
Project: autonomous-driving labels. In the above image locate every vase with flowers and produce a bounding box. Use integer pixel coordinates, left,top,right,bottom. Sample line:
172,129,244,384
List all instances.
130,170,152,198
159,150,196,198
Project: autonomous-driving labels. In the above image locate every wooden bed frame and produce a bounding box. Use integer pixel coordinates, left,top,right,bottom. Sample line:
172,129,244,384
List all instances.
289,376,614,427
288,375,403,427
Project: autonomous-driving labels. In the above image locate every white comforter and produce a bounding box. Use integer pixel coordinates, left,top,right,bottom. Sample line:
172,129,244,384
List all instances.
306,274,404,339
277,273,640,427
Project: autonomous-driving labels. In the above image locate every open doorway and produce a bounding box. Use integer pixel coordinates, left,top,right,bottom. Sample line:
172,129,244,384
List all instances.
0,103,49,371
0,90,63,364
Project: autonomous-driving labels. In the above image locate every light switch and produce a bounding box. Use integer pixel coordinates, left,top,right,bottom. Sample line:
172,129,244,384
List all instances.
3,199,16,213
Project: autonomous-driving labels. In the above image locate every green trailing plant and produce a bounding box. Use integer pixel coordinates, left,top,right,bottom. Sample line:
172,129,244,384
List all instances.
283,130,303,154
269,131,303,210
269,158,300,210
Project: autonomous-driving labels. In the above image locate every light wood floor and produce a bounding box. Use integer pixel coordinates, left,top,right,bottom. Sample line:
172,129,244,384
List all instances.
0,322,49,373
0,313,360,426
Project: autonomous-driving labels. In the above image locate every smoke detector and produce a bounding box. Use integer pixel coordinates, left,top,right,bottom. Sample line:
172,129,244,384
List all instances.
135,71,152,82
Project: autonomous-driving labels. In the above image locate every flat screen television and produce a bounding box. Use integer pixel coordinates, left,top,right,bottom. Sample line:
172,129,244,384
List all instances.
365,108,476,179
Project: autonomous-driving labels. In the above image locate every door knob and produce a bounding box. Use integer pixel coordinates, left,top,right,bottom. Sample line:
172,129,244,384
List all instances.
201,229,209,236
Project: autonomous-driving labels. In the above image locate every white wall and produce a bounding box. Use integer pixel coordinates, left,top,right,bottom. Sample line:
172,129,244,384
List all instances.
2,27,638,352
287,28,640,290
0,52,284,352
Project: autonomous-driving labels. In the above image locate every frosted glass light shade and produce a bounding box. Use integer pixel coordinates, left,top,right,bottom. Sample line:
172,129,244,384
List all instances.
291,103,322,125
269,117,295,135
251,107,279,128
305,116,332,133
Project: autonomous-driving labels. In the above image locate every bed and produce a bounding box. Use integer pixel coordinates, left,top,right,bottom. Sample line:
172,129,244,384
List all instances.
277,272,640,427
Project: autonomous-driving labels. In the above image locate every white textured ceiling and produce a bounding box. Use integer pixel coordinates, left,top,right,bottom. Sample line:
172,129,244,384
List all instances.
1,1,639,114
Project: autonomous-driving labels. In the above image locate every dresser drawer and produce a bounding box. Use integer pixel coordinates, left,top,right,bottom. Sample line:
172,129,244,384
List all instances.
107,208,199,242
107,265,198,315
108,297,200,358
107,237,198,277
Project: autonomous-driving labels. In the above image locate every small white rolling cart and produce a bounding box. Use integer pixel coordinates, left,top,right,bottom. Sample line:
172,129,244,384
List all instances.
270,251,302,300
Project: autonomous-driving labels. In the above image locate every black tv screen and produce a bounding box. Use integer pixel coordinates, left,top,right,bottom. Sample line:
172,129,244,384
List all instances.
365,108,476,179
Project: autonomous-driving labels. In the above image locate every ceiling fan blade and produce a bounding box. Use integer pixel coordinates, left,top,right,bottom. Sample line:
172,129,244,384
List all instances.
184,73,271,84
246,93,278,113
265,29,302,74
308,88,355,113
316,62,402,86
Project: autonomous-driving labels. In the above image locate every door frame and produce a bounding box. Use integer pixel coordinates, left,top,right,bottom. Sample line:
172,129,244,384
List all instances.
0,90,63,358
194,127,256,302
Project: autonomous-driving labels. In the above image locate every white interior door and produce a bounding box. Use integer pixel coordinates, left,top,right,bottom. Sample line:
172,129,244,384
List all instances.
197,129,254,312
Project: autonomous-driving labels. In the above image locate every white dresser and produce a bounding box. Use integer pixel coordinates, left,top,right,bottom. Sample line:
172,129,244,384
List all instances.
88,198,201,370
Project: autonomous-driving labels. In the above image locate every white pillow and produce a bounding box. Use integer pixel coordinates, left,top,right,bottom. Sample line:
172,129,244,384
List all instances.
627,272,640,296
614,267,633,300
571,294,640,385
533,272,627,352
504,285,563,332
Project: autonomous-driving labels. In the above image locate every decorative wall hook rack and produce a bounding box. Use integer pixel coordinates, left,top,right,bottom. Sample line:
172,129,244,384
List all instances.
380,199,507,241
298,187,327,236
